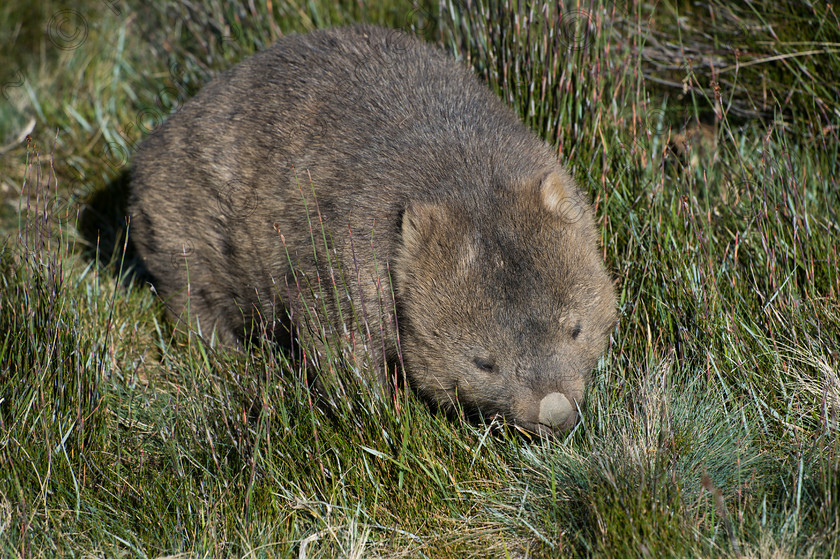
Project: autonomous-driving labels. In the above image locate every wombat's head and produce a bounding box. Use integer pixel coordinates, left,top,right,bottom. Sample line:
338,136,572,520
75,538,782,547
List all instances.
395,169,616,435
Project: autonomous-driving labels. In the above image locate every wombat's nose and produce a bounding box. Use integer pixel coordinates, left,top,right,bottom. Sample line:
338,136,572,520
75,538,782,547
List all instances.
538,392,575,427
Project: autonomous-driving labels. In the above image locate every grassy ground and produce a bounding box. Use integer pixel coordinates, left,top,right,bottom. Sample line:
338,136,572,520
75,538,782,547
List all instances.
1,0,839,556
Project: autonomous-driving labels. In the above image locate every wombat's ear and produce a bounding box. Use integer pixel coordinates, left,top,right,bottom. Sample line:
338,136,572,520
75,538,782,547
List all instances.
401,201,447,252
539,171,585,223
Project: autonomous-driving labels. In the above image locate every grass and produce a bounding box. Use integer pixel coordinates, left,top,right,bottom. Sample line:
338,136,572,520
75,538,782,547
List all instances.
1,0,839,556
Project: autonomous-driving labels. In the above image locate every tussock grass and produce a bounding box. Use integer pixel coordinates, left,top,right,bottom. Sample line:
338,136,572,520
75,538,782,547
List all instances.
1,0,839,556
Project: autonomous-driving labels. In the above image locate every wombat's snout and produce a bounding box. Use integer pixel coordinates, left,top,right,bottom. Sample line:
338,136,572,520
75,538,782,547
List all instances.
538,392,575,428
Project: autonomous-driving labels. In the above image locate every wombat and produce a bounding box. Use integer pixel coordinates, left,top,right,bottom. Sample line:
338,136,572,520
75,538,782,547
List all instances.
129,24,616,434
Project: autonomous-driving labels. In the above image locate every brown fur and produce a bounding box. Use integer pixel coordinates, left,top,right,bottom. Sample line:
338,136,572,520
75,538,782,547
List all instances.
129,24,616,433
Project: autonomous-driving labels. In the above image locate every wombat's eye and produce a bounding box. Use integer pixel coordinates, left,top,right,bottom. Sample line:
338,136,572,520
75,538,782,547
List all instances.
473,356,496,372
570,323,582,340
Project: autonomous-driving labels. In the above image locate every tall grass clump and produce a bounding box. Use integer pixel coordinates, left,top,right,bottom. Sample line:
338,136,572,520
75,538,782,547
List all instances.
0,0,838,556
1,147,112,553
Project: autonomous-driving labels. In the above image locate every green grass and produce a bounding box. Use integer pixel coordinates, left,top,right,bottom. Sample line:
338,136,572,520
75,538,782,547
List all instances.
1,0,839,556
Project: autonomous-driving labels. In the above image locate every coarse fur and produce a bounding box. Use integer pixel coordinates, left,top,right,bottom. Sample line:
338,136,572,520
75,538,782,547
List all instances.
129,24,617,434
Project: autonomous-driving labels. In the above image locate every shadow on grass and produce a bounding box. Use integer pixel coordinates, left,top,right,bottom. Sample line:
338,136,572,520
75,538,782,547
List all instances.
77,168,152,286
